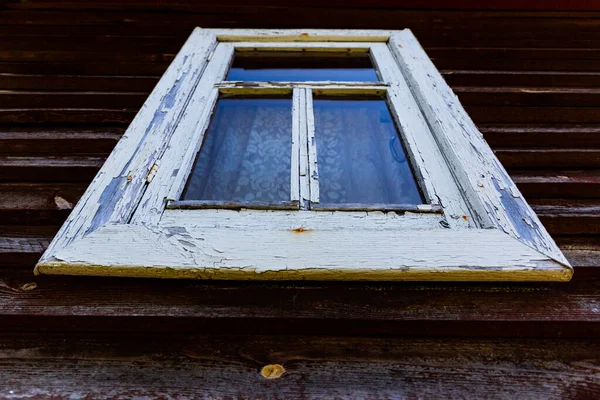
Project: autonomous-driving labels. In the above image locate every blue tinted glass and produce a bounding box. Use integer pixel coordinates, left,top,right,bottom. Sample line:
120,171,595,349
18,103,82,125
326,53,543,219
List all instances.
227,52,379,82
313,99,423,205
182,98,292,202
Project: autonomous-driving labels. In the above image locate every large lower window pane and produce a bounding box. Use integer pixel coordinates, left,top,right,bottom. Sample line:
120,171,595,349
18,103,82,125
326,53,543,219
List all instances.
182,98,292,203
313,99,423,205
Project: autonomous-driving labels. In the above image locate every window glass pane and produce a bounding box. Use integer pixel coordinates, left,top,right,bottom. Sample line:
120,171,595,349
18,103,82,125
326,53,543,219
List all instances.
313,99,423,205
182,98,292,203
227,52,379,82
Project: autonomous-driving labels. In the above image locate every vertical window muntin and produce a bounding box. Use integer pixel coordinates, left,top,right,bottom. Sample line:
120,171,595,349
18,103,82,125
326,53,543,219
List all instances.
171,44,434,212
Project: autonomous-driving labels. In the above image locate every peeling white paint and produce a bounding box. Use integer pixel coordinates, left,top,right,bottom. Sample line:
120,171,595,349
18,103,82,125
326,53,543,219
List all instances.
36,29,572,282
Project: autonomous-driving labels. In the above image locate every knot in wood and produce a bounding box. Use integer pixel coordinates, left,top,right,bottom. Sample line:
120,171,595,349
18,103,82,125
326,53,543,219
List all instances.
260,364,285,379
21,282,37,291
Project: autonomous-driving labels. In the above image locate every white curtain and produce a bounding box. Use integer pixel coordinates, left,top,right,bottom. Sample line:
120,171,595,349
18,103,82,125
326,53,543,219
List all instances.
182,99,292,203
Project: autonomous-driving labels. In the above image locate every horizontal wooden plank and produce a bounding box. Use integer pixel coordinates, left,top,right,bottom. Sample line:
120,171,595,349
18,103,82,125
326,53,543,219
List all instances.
8,0,600,11
3,8,600,25
0,225,59,237
513,170,600,198
0,61,168,76
531,199,600,235
0,156,104,181
0,237,49,268
467,106,600,123
444,71,600,88
0,267,599,336
0,50,175,64
455,87,600,107
0,73,158,91
0,26,598,54
429,48,600,71
0,109,135,124
0,34,178,53
3,26,600,49
0,91,147,109
496,148,600,168
0,183,84,225
0,127,122,154
0,334,598,399
480,124,600,148
435,47,600,61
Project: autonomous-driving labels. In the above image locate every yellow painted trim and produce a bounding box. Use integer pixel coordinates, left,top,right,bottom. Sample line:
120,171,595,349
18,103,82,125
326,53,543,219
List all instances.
35,261,573,282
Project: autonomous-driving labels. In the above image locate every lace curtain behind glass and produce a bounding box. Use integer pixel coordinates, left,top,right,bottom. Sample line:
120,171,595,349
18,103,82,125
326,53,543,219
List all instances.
182,98,292,203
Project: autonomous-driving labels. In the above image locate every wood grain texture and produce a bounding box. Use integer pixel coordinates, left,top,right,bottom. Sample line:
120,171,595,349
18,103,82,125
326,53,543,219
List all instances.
0,334,598,399
0,268,598,336
0,4,598,396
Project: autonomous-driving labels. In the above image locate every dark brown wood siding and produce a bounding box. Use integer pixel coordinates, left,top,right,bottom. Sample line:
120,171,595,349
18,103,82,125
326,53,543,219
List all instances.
1,1,599,398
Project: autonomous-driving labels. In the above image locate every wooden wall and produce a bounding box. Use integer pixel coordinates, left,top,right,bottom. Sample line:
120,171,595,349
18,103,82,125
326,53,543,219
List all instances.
0,1,599,398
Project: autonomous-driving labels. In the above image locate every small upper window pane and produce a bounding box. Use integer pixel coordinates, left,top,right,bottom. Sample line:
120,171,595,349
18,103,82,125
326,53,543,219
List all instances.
227,51,379,82
313,98,423,205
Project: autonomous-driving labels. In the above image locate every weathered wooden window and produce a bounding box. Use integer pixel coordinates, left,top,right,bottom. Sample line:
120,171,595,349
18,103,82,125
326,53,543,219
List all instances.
36,29,573,282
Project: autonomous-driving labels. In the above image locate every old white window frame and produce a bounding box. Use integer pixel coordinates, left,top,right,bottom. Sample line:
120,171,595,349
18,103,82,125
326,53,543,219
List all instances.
35,29,573,281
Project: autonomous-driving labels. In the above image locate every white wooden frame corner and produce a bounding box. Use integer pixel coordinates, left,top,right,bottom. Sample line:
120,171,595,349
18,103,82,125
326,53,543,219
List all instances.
35,28,572,282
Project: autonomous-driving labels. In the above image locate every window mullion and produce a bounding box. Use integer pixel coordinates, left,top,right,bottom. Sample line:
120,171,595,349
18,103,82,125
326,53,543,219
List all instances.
305,89,320,206
295,88,310,210
291,88,302,206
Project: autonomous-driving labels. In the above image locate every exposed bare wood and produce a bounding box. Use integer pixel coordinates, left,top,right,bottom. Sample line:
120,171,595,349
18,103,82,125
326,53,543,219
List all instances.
0,334,599,399
512,170,600,198
480,124,600,148
0,156,104,182
496,148,600,169
0,268,597,335
0,127,122,155
0,73,159,91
